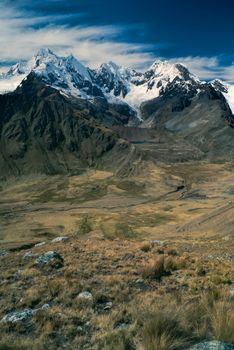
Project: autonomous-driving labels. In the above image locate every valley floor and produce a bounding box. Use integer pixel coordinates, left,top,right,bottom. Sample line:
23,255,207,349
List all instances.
0,161,234,349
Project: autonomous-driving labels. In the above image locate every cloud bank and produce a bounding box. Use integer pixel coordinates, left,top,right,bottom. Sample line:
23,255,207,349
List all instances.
0,5,154,70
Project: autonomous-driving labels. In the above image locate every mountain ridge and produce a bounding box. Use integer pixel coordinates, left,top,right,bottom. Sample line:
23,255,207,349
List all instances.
0,48,234,177
1,48,233,116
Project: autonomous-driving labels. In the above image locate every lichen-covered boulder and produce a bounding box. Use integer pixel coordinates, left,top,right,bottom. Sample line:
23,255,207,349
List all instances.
1,309,33,323
1,304,50,324
189,341,234,350
35,251,63,269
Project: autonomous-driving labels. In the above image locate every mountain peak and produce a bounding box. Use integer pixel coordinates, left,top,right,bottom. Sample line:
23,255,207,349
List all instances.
147,59,199,85
150,59,186,76
99,61,122,74
35,48,57,58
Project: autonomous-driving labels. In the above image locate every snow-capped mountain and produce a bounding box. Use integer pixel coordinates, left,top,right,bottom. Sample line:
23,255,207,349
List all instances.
1,48,234,177
0,48,201,102
93,61,133,98
92,59,202,110
0,48,102,99
0,48,233,116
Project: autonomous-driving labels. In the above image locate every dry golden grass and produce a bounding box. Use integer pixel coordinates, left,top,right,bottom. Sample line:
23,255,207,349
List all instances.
0,236,233,349
141,256,167,280
0,163,234,349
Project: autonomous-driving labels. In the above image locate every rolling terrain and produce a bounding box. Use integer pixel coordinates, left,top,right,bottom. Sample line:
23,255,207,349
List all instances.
0,49,234,349
0,161,234,349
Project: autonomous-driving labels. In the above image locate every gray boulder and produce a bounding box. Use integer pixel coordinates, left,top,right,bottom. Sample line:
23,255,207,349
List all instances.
35,251,63,268
1,304,50,324
1,309,33,323
189,341,234,350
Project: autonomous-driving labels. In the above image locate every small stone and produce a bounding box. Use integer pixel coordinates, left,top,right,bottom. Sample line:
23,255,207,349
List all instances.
150,240,165,246
135,279,144,284
41,304,50,310
77,291,93,301
35,242,46,247
114,322,130,330
104,302,113,310
51,236,69,243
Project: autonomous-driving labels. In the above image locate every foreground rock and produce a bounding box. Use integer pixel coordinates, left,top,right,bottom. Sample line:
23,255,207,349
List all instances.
35,251,64,269
1,304,50,324
77,292,93,302
94,294,113,314
189,341,234,350
51,236,69,243
34,242,46,247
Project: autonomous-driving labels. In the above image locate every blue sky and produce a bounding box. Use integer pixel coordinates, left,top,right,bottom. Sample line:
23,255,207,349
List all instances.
0,0,234,82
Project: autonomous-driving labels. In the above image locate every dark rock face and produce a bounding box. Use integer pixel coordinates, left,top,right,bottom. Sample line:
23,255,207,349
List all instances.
92,63,129,98
211,80,229,94
0,74,139,177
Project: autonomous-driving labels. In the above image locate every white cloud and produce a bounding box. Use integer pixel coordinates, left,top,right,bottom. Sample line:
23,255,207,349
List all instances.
220,63,234,83
0,5,154,69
